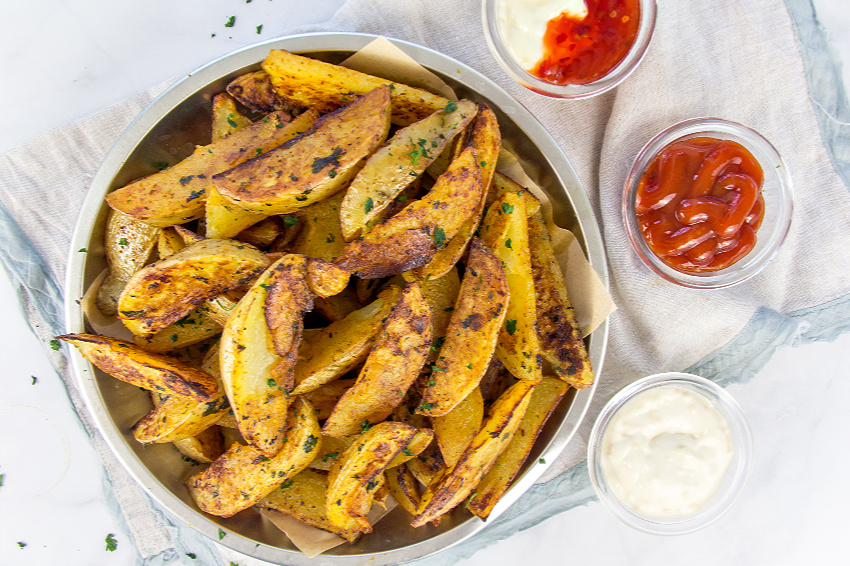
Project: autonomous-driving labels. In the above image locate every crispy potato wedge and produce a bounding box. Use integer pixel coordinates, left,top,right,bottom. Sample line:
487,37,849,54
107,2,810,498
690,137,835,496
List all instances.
386,428,435,469
480,193,542,383
187,397,320,517
339,99,478,240
410,104,502,281
393,405,445,487
322,284,432,437
235,215,282,248
173,425,226,464
226,69,300,114
385,464,421,516
220,255,311,456
290,192,346,261
305,257,351,298
433,387,484,468
118,239,270,337
336,146,482,278
57,333,218,401
262,49,449,126
485,171,542,216
157,227,185,258
134,309,222,353
106,110,304,226
326,422,418,533
292,285,402,395
410,266,461,363
468,377,569,519
302,378,356,421
211,92,253,141
213,86,392,215
411,380,535,527
528,210,594,388
97,210,160,316
198,290,243,327
417,239,508,417
257,469,363,543
132,392,229,444
308,434,359,472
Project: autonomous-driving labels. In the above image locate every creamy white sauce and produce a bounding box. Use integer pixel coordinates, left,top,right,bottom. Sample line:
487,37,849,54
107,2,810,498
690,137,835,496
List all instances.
498,0,588,69
600,386,734,518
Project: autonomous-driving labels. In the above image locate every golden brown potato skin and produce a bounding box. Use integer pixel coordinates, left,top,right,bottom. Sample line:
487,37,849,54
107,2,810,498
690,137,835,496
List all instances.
226,69,300,115
132,392,229,444
57,333,219,401
212,86,392,215
433,387,484,468
336,146,482,279
322,283,432,437
211,92,253,141
118,239,270,337
262,49,449,126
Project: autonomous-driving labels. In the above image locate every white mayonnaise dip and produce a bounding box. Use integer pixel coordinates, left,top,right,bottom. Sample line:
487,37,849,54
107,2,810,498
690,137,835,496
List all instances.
600,386,734,518
497,0,588,69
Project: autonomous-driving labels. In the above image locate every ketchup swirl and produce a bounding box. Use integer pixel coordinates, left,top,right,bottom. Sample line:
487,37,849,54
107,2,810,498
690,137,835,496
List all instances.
636,137,765,272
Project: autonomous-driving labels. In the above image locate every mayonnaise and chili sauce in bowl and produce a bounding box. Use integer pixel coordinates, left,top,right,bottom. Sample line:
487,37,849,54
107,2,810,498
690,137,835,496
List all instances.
624,118,793,289
482,0,657,98
587,373,753,535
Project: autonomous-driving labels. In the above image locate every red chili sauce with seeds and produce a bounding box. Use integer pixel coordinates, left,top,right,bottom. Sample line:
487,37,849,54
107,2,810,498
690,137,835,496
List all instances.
531,0,640,85
635,137,765,273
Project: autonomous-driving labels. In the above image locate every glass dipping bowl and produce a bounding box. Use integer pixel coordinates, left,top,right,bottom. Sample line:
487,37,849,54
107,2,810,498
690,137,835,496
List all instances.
482,0,657,99
587,372,753,535
623,118,793,289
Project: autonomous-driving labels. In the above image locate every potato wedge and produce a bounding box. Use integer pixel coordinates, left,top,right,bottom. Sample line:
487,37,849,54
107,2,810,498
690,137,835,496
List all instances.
118,239,270,337
220,255,311,456
410,104,502,281
290,192,346,261
528,210,594,388
97,209,160,316
480,193,542,382
339,99,478,240
262,49,449,126
411,380,535,527
417,238,508,417
57,333,218,401
226,69,300,114
308,434,359,471
336,145,482,279
386,427,435,469
393,405,445,487
468,377,569,519
212,86,392,215
302,379,356,421
235,215,282,248
106,110,306,226
385,464,421,517
134,309,221,353
305,257,351,298
322,284,432,437
485,171,542,216
187,398,320,517
433,387,484,468
326,422,418,533
198,290,243,327
211,92,252,141
292,285,402,395
132,392,229,444
173,425,225,464
257,469,363,543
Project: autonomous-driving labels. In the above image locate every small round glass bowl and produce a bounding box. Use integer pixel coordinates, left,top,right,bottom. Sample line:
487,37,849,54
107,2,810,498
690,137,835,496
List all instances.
482,0,657,99
587,372,753,535
623,118,793,289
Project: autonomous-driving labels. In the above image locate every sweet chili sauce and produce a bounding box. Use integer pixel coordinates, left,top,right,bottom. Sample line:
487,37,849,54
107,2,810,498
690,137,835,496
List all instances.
635,137,765,273
531,0,641,85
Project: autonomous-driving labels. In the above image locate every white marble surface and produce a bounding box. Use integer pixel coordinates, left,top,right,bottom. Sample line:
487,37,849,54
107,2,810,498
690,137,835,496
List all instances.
0,1,848,565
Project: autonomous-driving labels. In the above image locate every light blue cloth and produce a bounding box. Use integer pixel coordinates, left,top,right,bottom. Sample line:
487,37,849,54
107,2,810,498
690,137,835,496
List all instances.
0,1,848,565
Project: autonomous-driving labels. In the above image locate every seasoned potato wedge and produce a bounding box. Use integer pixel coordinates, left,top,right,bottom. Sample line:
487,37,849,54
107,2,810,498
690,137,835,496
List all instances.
220,255,311,456
411,380,535,527
134,309,221,353
118,239,270,337
257,469,363,543
132,392,229,444
198,290,243,327
157,227,186,258
326,422,418,533
236,216,283,248
417,239,508,417
106,110,303,226
292,285,402,395
302,379,356,421
480,193,542,382
173,425,226,464
386,427,435,469
97,209,160,316
262,49,449,126
226,70,300,114
385,464,421,516
432,387,484,468
336,146,482,278
339,99,478,240
57,334,218,401
211,92,252,141
212,86,392,215
322,284,432,437
486,171,542,216
308,434,359,472
290,192,346,261
393,405,445,487
187,398,321,517
410,104,502,281
305,257,351,298
410,266,461,363
468,377,569,519
528,210,594,388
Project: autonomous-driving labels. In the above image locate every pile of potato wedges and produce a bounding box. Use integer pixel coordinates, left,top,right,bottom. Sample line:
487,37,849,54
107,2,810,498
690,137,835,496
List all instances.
59,49,594,544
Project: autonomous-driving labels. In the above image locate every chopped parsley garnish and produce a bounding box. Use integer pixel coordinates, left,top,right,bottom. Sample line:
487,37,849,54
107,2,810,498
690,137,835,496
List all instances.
303,434,319,453
444,100,458,114
283,216,299,227
105,534,118,552
227,115,238,128
433,226,446,246
467,363,473,369
402,447,415,457
187,553,197,560
17,542,27,549
49,339,61,351
279,479,294,489
224,16,236,27
360,420,372,433
464,491,477,508
256,24,263,34
78,248,88,253
118,237,129,246
322,451,340,463
31,376,37,385
364,197,374,214
505,238,513,249
311,147,343,173
430,335,445,352
501,202,514,214
418,402,435,412
539,458,546,464
219,528,227,540
505,319,518,336
407,138,432,166
267,378,276,388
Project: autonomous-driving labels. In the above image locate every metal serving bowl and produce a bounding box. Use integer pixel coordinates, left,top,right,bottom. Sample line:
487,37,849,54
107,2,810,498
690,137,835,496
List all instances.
64,32,609,564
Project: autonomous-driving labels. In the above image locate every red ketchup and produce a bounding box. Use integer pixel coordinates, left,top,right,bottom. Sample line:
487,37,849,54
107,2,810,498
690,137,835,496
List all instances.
635,137,765,273
531,0,641,85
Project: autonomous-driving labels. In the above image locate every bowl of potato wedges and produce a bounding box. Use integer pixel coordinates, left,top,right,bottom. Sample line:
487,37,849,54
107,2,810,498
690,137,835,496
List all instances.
60,32,609,564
